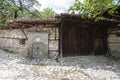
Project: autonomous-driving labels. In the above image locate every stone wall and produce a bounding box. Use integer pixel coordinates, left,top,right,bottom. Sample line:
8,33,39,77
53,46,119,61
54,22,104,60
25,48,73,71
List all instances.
108,31,120,57
0,25,59,59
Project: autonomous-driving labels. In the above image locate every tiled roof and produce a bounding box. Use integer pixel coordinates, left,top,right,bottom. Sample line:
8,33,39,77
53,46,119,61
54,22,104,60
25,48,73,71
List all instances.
7,18,61,24
55,13,82,19
0,18,61,30
1,13,119,30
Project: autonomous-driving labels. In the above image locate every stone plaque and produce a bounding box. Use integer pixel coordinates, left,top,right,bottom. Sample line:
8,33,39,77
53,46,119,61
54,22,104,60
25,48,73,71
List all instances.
32,43,43,58
28,32,48,59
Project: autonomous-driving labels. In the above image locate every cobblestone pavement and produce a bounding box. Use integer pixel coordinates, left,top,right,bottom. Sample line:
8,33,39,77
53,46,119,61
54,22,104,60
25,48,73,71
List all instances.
0,50,120,80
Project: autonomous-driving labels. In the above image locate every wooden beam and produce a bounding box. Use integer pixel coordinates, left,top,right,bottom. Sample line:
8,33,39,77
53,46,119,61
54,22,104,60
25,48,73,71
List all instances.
55,27,57,40
63,18,94,24
48,39,59,41
20,28,28,40
0,37,24,40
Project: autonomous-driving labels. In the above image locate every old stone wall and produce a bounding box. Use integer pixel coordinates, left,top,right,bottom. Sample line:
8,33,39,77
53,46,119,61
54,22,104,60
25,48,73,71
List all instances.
108,31,120,57
0,25,59,59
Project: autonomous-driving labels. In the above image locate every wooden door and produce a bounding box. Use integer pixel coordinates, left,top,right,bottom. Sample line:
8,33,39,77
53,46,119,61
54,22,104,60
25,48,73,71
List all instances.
62,26,90,57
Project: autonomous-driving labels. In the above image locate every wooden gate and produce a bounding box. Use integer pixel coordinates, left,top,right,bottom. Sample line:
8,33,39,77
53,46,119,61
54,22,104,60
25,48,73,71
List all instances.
62,26,90,57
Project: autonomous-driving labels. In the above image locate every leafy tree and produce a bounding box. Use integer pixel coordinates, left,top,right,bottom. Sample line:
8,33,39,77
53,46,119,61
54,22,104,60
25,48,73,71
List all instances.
69,0,120,20
0,0,55,25
39,8,55,18
0,0,41,23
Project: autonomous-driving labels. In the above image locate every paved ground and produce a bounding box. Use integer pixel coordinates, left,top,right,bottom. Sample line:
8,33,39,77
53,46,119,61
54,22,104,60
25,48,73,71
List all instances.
0,50,120,80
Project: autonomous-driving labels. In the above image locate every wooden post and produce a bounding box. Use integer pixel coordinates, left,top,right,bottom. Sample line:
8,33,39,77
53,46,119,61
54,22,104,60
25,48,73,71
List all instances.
59,21,64,58
55,27,57,40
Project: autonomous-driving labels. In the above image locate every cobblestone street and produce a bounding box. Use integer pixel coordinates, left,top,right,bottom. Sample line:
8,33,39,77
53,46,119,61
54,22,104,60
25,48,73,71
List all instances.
0,50,120,80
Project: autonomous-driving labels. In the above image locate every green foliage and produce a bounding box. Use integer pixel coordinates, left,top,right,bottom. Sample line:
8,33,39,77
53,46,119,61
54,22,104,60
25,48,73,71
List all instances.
0,23,8,27
39,8,55,18
69,0,120,20
1,48,14,53
0,0,41,23
0,0,55,27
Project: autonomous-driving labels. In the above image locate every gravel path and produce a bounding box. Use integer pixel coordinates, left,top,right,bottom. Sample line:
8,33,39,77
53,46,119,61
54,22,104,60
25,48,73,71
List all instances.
0,50,120,80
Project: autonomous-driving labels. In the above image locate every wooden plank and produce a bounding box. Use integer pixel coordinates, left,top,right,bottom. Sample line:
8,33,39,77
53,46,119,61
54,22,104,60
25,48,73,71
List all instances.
0,37,25,40
59,21,64,58
48,39,59,41
55,27,57,40
49,50,58,51
62,26,91,57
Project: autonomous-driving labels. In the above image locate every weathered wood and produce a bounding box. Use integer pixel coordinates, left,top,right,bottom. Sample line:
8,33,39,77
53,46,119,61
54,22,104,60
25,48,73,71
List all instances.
62,26,91,57
19,39,26,44
48,39,59,41
0,37,25,40
20,28,28,40
59,21,64,58
55,27,57,40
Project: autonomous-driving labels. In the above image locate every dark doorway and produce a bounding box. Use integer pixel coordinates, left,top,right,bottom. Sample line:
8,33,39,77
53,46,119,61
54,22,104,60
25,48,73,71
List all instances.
62,26,90,57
